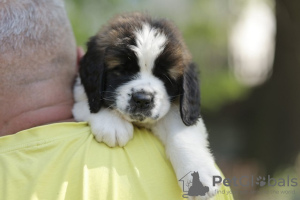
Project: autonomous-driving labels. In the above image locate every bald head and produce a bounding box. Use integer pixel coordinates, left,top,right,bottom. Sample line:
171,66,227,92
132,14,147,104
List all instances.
0,0,78,135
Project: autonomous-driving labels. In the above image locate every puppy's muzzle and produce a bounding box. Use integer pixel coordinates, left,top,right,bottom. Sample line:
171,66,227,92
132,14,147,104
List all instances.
131,91,154,110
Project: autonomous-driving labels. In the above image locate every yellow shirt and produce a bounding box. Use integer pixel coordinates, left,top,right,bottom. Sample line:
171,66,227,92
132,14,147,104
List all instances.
0,122,233,200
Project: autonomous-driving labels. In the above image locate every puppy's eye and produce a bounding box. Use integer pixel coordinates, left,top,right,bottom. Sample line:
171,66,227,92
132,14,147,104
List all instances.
111,65,123,75
114,65,123,71
109,63,138,77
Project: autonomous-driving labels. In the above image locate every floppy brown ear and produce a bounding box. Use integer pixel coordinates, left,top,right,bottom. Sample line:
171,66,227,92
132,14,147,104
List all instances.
180,63,201,126
79,36,105,113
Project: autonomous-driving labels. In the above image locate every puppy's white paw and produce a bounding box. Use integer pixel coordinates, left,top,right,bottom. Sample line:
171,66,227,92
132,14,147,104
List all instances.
89,109,133,147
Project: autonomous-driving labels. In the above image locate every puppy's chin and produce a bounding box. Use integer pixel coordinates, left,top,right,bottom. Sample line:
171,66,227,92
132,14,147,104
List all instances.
114,107,167,125
120,112,157,124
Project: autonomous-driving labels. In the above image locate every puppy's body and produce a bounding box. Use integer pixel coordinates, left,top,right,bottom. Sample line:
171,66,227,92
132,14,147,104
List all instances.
73,13,220,199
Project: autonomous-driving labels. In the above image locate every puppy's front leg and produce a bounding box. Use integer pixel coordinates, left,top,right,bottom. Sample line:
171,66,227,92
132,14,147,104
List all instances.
89,109,134,147
75,104,134,147
152,107,221,199
73,80,134,147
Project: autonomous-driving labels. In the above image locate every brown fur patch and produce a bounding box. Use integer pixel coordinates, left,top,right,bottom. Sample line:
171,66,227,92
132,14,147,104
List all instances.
91,12,192,78
105,56,121,69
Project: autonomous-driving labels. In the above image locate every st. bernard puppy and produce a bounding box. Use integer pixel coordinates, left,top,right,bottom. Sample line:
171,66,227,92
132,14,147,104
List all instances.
73,12,221,199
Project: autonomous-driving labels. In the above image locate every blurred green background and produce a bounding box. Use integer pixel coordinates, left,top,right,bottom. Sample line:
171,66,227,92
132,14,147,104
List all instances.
65,0,300,199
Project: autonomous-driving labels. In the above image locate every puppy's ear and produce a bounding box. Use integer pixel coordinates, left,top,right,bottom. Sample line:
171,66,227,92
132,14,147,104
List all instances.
79,36,105,113
180,63,201,126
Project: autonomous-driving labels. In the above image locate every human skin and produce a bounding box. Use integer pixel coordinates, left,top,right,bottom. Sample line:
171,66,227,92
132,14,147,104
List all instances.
0,47,84,137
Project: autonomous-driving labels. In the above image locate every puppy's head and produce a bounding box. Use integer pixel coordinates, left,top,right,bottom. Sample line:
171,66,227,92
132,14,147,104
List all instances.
80,12,200,126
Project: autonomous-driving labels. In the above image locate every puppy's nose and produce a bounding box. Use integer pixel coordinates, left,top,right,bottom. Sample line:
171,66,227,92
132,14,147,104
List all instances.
132,92,153,109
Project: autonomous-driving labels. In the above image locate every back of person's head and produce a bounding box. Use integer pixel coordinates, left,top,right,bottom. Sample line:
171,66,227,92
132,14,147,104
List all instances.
0,0,76,93
0,0,77,135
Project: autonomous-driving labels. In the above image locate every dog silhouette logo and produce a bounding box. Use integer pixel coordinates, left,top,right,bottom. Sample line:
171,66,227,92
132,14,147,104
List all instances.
179,171,210,198
188,172,209,196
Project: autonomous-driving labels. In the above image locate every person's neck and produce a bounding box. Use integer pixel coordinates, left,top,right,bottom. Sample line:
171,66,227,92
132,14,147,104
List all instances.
0,83,75,137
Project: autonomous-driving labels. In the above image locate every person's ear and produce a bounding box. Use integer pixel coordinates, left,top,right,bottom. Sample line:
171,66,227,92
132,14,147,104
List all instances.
180,63,201,126
76,47,85,72
79,37,105,113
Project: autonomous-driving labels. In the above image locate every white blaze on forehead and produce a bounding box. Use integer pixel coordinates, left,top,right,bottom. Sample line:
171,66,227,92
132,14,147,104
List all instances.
130,23,167,73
